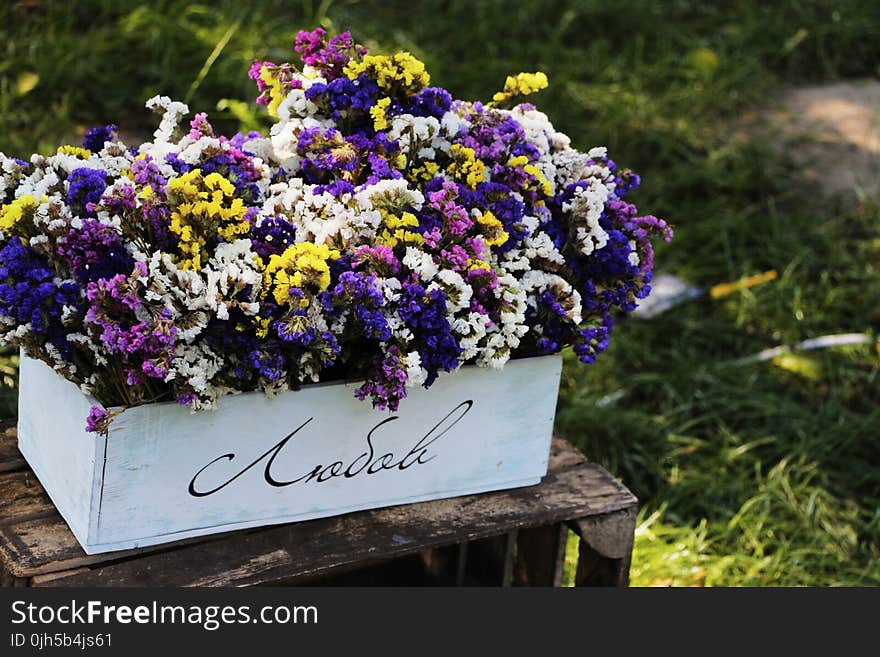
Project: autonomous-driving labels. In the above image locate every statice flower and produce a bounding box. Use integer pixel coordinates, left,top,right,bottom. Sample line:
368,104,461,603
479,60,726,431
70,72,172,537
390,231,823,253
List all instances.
57,219,133,283
250,216,297,260
85,405,110,434
354,345,410,411
66,167,108,216
0,238,81,362
82,125,118,152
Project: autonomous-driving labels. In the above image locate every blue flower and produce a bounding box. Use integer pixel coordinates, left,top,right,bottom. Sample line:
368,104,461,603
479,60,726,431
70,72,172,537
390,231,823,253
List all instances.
0,238,81,359
82,125,118,152
66,168,108,217
398,284,462,386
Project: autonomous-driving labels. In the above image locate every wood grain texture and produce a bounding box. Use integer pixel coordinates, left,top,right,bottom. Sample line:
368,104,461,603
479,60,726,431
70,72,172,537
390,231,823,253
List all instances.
572,506,638,587
0,517,232,577
0,471,54,524
0,430,633,588
0,434,588,579
548,435,586,470
0,420,25,473
571,506,638,560
32,463,635,586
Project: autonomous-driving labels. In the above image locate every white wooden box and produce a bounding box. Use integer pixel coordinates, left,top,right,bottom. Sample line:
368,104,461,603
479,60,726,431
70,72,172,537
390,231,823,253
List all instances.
17,352,562,555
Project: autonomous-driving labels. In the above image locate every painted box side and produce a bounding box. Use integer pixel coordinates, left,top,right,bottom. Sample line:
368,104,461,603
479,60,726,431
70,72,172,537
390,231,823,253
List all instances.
18,354,562,554
16,352,106,549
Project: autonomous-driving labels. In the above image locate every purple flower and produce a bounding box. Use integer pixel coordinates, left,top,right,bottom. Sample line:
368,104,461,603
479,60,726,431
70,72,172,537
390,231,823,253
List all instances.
407,87,453,119
294,29,366,79
354,244,401,276
131,155,167,191
57,219,133,283
573,315,614,364
305,76,381,131
323,270,391,341
355,345,409,411
85,405,109,434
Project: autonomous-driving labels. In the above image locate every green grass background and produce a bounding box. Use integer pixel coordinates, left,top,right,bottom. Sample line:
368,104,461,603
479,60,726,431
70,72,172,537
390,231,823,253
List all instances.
1,0,879,586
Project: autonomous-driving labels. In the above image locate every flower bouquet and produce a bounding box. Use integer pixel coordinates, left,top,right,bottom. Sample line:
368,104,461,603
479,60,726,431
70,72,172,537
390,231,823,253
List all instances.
1,29,670,553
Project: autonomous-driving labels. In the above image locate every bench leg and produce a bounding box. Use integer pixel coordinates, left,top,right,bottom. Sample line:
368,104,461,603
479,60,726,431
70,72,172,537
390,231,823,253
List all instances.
570,506,637,587
514,524,568,586
1,565,29,587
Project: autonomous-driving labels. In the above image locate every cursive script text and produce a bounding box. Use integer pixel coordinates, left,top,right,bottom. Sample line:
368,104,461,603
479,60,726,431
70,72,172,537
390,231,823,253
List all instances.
188,400,473,497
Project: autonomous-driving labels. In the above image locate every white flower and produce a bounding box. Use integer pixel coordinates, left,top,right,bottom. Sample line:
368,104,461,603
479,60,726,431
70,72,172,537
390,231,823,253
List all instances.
562,179,612,256
203,240,263,320
276,87,323,122
144,95,190,144
403,351,427,387
356,178,425,211
403,247,439,281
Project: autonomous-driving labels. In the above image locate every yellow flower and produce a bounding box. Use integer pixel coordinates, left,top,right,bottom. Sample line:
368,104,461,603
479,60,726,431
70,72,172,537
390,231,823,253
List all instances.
508,156,553,196
407,160,439,183
167,169,250,270
0,195,38,234
254,316,272,339
344,53,430,95
490,71,549,106
467,258,492,272
56,145,92,158
376,229,424,248
523,164,554,196
446,144,486,189
259,65,288,118
370,97,392,131
261,243,340,306
383,211,419,230
475,210,509,247
375,210,424,248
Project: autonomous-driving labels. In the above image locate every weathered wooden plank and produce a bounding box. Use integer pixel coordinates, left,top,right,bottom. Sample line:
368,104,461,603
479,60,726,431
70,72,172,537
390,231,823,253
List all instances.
455,541,469,586
0,571,28,587
572,506,638,587
30,568,90,586
31,464,636,586
0,433,585,575
0,471,54,524
570,505,638,560
0,420,25,473
0,517,232,578
548,436,585,470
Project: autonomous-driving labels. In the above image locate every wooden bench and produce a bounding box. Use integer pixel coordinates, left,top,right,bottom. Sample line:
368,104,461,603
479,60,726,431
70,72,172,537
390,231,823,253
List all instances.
0,420,638,587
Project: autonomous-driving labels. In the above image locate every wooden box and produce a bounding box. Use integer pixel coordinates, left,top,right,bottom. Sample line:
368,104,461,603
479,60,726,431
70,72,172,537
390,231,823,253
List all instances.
16,353,562,555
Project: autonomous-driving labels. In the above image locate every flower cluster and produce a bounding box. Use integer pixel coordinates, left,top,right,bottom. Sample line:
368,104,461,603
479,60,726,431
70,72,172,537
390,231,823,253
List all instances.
0,29,671,432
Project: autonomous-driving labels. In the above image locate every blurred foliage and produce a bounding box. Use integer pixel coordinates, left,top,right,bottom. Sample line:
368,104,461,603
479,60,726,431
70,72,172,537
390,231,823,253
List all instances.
2,0,880,585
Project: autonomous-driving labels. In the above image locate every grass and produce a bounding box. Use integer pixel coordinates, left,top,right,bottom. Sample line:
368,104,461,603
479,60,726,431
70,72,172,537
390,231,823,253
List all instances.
2,0,879,586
